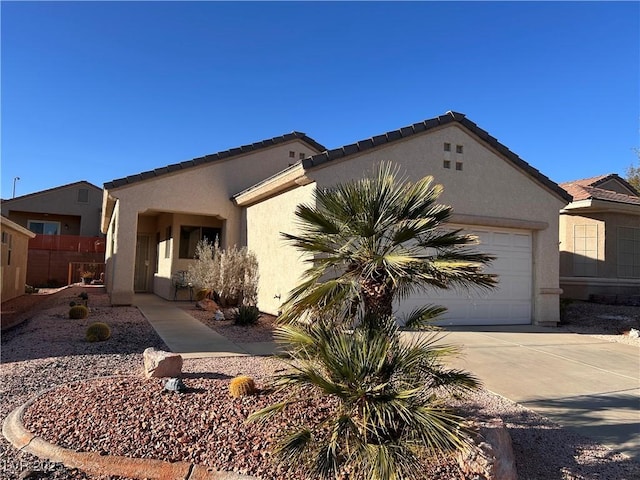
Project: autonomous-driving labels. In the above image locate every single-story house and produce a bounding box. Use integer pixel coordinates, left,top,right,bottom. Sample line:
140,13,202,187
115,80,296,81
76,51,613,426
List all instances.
1,216,36,302
559,174,640,301
102,112,571,326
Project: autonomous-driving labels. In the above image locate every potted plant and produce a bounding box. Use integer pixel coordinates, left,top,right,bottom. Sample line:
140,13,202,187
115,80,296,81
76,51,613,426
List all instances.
80,271,94,285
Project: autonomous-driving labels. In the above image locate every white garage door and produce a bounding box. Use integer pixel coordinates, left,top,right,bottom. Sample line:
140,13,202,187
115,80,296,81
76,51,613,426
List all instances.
397,226,532,326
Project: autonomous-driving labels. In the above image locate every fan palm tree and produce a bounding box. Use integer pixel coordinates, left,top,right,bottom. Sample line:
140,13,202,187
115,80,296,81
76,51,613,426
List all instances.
249,315,479,479
280,161,497,326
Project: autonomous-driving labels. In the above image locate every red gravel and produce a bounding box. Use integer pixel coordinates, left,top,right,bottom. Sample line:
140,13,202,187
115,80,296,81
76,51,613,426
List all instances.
2,288,639,479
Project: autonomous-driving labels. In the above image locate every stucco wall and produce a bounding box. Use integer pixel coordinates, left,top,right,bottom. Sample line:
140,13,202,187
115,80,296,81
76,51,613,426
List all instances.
1,183,103,236
1,219,34,302
254,124,567,324
246,183,315,315
560,210,640,299
104,140,318,304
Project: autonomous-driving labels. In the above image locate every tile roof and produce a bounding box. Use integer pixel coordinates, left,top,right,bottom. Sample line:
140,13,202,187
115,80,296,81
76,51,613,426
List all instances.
103,132,326,190
1,180,101,203
560,174,640,206
299,111,572,203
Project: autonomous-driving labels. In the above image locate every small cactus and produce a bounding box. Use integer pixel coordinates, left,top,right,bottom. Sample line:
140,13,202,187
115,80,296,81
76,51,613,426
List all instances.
86,322,111,342
69,305,89,319
229,375,256,398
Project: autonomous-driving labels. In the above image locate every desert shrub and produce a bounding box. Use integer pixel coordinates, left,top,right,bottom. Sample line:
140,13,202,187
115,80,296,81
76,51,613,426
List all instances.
69,305,89,319
251,315,478,479
187,239,259,307
235,305,260,326
86,322,111,342
229,375,257,398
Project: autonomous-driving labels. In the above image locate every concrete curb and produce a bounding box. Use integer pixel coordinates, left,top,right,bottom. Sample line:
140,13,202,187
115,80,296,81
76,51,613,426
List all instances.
3,395,255,480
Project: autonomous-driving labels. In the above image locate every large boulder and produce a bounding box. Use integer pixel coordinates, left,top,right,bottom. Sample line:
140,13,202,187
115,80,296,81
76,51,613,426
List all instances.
456,418,517,480
143,347,183,379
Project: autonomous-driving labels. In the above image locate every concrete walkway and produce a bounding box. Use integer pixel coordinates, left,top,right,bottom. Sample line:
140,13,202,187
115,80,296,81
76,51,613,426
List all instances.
134,294,276,359
407,326,640,460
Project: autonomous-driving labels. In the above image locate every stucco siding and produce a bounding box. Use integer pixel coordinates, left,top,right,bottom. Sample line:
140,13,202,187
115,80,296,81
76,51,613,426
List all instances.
0,219,34,302
1,182,103,236
103,140,316,304
246,183,315,315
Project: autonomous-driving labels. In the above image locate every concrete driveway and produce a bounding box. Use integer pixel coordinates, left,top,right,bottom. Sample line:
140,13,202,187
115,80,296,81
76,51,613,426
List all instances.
404,326,640,460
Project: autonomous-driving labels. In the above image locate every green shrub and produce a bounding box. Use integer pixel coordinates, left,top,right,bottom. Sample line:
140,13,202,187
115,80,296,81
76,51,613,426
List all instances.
69,305,89,319
229,375,256,398
86,322,111,342
235,305,260,326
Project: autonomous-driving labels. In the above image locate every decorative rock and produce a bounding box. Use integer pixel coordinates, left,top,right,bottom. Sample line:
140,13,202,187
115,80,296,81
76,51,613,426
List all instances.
164,377,187,393
214,310,225,321
143,347,183,379
196,299,219,311
628,328,639,338
456,418,517,480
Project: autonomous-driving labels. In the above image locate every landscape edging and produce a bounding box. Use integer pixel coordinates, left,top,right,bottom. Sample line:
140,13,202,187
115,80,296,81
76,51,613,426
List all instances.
2,381,256,480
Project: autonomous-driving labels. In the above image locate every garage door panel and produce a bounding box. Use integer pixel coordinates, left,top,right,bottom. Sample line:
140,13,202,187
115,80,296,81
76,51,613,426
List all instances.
397,226,532,326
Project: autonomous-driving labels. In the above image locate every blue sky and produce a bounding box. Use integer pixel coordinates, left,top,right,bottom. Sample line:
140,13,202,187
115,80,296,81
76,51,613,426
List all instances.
2,1,638,198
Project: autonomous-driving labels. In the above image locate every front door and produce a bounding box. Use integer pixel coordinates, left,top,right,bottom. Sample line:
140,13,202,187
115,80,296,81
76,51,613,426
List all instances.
134,234,151,292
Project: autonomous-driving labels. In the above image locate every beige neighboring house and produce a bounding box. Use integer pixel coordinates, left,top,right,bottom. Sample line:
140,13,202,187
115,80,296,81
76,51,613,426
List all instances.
102,111,571,326
1,216,36,302
1,181,103,237
559,174,640,301
1,181,105,287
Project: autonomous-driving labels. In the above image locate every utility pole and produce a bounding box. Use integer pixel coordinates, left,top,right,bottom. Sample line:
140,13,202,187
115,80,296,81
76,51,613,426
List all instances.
12,177,20,198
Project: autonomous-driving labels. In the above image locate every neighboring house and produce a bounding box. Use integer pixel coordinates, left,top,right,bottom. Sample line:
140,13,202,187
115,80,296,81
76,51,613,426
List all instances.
1,181,105,286
102,112,571,326
1,216,36,302
559,174,640,301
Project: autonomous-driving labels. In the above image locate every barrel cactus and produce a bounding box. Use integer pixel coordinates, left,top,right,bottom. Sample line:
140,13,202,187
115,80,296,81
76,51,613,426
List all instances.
229,375,256,398
86,322,111,342
69,305,89,319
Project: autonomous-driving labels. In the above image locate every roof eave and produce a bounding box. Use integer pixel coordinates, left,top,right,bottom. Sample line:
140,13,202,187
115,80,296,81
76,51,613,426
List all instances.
233,164,311,207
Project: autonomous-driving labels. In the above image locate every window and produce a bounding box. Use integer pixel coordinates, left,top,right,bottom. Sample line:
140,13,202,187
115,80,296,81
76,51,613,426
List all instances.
165,226,172,259
289,151,295,158
27,220,60,235
455,162,463,171
456,145,464,154
2,232,12,266
77,188,89,203
618,227,640,278
179,226,221,259
443,160,451,169
444,143,451,152
573,225,598,276
299,152,306,159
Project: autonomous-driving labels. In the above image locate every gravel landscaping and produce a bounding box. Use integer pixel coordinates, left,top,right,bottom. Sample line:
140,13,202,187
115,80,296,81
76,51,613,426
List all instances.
1,287,639,479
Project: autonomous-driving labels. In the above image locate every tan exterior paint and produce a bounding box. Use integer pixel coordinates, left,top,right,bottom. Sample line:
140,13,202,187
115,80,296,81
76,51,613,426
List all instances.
1,181,103,236
102,140,320,304
1,217,36,302
243,124,567,324
560,207,640,299
246,183,315,314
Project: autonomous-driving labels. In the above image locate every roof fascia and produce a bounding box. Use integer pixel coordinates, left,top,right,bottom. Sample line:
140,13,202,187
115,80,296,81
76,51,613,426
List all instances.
233,164,310,207
561,198,640,215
